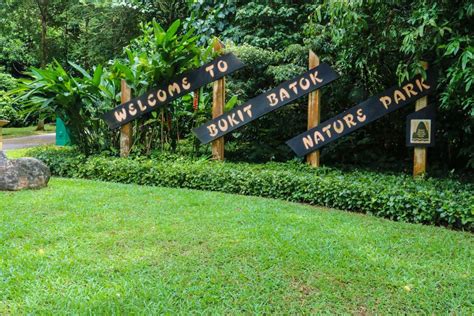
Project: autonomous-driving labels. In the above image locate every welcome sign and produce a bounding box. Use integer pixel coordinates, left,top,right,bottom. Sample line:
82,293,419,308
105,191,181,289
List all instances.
193,63,339,144
103,53,245,129
286,73,436,156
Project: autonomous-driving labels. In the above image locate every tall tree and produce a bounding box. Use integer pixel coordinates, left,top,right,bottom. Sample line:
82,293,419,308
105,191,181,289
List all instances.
35,0,50,67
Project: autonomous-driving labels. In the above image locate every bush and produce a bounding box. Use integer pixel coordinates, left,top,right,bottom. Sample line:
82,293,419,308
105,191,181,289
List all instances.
0,70,17,91
0,103,22,126
28,146,474,231
13,19,210,156
0,70,24,126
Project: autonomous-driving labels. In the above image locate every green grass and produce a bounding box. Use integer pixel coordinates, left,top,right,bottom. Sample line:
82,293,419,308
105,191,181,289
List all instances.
1,178,472,314
4,148,32,159
2,124,55,139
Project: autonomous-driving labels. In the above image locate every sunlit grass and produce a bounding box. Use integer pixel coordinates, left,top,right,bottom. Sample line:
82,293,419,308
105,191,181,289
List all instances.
2,124,55,139
0,178,472,314
4,148,32,159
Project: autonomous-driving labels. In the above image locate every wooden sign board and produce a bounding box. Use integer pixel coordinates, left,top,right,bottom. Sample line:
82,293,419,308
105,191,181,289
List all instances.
406,105,435,147
193,63,339,144
286,72,437,156
102,53,245,129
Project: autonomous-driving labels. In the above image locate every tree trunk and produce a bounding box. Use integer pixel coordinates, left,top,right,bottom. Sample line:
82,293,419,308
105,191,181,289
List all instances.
35,0,49,67
40,15,47,67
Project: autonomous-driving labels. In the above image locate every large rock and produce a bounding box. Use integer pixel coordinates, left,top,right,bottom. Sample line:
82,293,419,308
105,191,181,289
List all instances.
0,151,51,191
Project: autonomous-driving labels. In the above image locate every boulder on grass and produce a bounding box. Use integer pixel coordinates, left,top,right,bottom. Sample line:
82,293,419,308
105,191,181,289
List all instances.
0,151,51,191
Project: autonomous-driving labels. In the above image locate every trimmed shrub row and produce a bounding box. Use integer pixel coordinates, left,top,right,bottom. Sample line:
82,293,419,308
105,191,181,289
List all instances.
29,147,474,231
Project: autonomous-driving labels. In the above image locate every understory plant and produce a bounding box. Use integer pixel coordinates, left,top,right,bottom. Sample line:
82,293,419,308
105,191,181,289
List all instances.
109,19,213,154
12,61,116,154
12,19,210,155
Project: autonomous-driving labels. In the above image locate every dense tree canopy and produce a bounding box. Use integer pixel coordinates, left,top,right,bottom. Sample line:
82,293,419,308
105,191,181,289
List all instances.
306,0,473,169
1,0,473,172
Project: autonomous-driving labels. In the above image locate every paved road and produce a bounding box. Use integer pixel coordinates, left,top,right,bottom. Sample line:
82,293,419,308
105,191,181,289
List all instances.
3,133,56,150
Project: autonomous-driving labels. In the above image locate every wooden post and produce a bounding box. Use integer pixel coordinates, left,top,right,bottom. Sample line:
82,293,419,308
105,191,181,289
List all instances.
120,80,132,157
306,50,321,167
212,38,225,160
413,61,428,177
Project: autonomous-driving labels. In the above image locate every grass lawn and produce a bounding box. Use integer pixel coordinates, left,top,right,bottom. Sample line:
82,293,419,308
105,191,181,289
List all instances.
2,124,56,139
0,178,472,314
4,148,32,159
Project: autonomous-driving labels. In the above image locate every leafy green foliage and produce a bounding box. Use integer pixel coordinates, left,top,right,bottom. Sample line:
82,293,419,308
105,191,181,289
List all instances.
230,1,315,50
0,0,149,71
12,19,209,155
110,19,212,154
221,43,308,161
123,0,189,27
185,0,237,45
28,146,474,231
2,1,473,171
0,70,17,91
0,104,22,126
112,19,210,94
0,69,25,126
306,1,474,169
0,0,40,72
12,61,116,154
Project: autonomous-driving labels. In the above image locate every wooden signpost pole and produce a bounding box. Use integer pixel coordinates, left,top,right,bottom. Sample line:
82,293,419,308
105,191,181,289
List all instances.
212,38,225,161
120,80,132,157
307,50,321,167
413,61,428,177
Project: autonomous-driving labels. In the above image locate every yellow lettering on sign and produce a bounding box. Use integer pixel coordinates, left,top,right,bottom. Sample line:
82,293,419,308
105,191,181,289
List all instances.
343,113,357,128
394,90,406,104
300,77,310,90
289,82,298,94
237,109,244,121
182,77,191,90
168,82,181,97
267,93,278,106
356,108,367,122
302,135,314,150
243,104,253,118
379,96,392,109
114,108,127,122
415,77,430,91
403,83,418,98
207,124,218,137
279,88,290,101
128,103,137,116
322,124,332,138
206,65,215,78
227,113,239,127
314,131,325,144
309,70,323,85
137,100,147,111
217,60,228,72
218,119,228,132
157,90,167,102
147,94,157,107
333,120,344,134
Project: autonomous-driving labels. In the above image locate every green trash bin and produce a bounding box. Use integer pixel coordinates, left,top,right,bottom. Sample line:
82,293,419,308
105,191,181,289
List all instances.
56,117,72,146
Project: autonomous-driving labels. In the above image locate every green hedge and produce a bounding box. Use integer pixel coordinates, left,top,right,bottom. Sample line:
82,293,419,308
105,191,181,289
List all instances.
28,147,474,231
